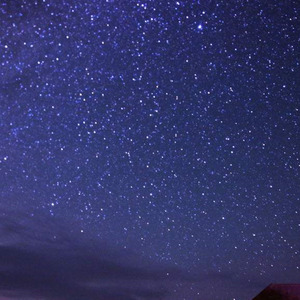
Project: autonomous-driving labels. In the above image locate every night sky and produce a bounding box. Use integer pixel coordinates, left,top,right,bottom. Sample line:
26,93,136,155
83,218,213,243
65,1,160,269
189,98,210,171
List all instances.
0,0,300,299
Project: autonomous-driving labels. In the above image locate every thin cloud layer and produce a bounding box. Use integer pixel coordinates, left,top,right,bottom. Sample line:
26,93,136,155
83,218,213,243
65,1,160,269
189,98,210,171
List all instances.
0,210,266,300
0,210,180,300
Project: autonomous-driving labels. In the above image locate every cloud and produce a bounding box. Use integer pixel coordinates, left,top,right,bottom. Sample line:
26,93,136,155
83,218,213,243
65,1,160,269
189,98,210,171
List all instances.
0,209,268,300
0,209,181,300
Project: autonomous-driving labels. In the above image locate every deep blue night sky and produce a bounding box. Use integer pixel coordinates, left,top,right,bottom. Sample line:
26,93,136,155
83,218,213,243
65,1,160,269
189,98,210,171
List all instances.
0,1,300,299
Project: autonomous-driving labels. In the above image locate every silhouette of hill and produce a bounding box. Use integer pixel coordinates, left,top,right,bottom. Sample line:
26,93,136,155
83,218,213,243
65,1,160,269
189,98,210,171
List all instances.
253,284,300,300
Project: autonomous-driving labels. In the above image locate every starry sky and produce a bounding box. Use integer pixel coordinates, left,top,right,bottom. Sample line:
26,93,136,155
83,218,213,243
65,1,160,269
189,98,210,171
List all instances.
0,0,300,299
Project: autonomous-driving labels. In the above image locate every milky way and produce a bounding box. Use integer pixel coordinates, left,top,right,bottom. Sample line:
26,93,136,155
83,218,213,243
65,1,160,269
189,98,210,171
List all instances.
0,1,300,299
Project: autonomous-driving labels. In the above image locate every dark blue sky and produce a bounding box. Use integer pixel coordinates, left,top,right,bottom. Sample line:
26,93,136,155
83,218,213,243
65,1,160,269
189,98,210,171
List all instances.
0,0,299,299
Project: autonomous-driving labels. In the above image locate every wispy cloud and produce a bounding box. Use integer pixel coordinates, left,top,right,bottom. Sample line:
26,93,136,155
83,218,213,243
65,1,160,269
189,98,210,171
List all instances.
0,209,266,300
0,210,182,300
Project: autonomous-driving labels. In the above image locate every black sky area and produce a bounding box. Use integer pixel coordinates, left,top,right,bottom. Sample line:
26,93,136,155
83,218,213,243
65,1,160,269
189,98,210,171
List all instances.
0,0,300,299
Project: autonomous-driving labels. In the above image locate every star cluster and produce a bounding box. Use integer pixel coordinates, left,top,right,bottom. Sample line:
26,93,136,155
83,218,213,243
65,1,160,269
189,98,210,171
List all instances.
1,0,300,299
